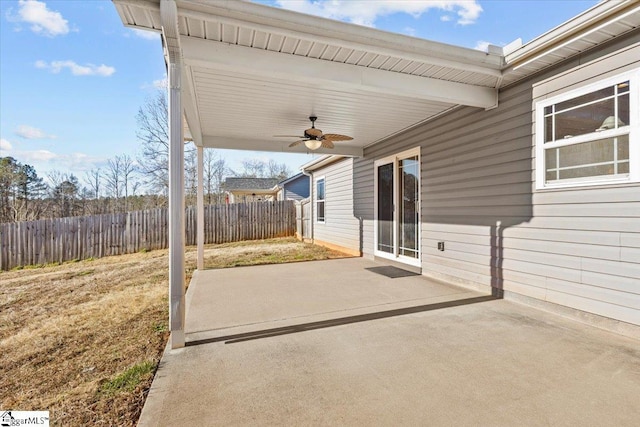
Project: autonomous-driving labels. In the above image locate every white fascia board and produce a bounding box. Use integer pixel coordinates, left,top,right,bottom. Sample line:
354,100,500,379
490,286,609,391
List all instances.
182,67,203,146
505,0,635,67
202,136,363,157
177,7,503,76
300,155,346,172
114,0,503,74
182,37,498,109
116,0,502,67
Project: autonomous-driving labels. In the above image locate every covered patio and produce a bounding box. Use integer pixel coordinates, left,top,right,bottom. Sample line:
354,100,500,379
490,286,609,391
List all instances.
138,257,640,426
108,1,640,423
111,0,640,349
113,0,506,348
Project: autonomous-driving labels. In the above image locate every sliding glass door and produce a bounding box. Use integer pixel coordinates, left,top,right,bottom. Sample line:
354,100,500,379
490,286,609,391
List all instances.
375,148,420,266
377,163,394,254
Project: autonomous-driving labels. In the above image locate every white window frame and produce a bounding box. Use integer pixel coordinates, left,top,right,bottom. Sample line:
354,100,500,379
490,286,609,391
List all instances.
535,68,639,190
315,176,325,224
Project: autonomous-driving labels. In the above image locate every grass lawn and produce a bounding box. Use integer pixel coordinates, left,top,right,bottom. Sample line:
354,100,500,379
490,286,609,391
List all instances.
0,238,348,426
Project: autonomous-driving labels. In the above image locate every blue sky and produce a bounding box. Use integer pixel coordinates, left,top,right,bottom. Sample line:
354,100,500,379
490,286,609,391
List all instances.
0,0,598,187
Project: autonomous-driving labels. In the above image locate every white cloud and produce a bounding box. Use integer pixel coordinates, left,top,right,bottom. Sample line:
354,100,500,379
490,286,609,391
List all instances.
15,125,56,140
7,148,106,172
35,60,116,77
274,0,482,27
0,139,106,173
130,28,160,40
1,138,13,151
474,40,492,52
140,78,167,90
440,15,452,22
19,149,58,162
456,2,482,25
153,78,166,89
16,0,69,37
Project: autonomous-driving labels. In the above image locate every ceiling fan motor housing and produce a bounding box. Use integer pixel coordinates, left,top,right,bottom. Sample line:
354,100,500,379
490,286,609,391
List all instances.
305,116,322,139
279,115,352,149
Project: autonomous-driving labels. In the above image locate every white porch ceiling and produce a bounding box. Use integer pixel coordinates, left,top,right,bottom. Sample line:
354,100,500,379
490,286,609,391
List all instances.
113,0,640,156
114,0,503,156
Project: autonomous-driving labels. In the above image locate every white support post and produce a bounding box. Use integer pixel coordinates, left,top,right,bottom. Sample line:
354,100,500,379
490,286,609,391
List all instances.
168,61,185,349
162,0,185,350
197,145,204,271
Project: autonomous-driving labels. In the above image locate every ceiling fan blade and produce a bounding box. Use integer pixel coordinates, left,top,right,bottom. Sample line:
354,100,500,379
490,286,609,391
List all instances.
305,128,323,138
274,135,305,138
322,133,353,141
288,139,306,148
321,140,335,149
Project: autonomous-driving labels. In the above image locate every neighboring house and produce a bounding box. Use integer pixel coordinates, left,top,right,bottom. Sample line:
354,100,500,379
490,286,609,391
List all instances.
276,173,310,201
304,24,640,326
222,177,279,203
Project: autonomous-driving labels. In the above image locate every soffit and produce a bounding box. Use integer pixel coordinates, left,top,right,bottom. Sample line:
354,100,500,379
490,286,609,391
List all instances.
113,0,502,156
503,1,640,86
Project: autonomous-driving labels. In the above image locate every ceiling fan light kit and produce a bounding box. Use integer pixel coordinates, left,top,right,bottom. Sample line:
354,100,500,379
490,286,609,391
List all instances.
304,139,323,150
274,116,353,151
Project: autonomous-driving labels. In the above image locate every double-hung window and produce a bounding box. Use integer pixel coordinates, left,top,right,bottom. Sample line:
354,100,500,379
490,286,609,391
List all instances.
535,69,639,189
316,178,325,223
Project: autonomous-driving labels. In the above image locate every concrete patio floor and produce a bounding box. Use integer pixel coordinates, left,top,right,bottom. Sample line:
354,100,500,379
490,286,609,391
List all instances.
138,258,640,426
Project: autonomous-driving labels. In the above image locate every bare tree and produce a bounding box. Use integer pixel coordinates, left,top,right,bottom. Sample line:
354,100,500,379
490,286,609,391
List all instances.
266,159,291,181
239,159,266,178
136,90,169,194
238,158,291,181
203,150,231,205
104,156,123,211
136,89,195,195
184,148,197,206
120,154,137,211
48,171,80,218
83,168,102,199
132,181,141,197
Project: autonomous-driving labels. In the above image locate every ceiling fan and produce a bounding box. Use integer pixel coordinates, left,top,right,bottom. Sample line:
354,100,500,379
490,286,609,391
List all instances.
274,116,353,150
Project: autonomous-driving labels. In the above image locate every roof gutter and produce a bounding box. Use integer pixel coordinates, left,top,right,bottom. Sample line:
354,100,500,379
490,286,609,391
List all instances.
300,155,345,172
300,169,314,243
505,0,638,71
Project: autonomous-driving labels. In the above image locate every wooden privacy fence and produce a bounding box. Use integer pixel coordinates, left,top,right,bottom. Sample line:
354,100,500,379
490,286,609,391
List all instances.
0,201,295,270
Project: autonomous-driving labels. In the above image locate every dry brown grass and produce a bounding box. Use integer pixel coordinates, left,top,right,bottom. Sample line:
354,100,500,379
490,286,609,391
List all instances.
0,238,348,426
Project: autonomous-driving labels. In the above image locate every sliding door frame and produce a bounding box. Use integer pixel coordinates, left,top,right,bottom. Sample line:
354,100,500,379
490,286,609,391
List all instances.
373,147,421,267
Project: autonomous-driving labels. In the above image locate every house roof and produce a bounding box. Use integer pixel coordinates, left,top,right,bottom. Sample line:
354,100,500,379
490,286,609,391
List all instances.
113,0,640,156
502,0,640,86
222,177,279,191
300,155,346,172
278,172,307,187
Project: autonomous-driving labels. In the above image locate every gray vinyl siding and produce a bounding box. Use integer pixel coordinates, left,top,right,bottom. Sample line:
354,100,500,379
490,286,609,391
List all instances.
312,158,360,252
282,175,309,201
353,34,640,326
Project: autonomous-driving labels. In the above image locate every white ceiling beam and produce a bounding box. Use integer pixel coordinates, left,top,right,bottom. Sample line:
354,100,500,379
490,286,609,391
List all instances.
181,37,498,109
201,136,364,157
182,67,203,145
